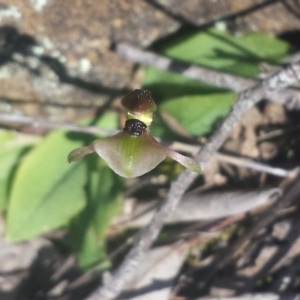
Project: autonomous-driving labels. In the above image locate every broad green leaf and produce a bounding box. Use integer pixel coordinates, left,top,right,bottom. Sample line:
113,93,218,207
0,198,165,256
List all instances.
160,92,236,136
145,67,224,101
6,130,87,242
68,159,124,269
144,29,290,138
0,131,37,212
159,29,290,77
145,68,236,139
94,112,119,135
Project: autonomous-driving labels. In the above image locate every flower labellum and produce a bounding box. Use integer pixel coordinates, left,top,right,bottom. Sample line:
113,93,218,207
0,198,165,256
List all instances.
68,89,201,178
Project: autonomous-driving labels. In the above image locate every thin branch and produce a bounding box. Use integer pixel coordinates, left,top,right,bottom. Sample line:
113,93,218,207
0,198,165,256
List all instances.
1,112,295,179
115,188,280,228
116,43,254,91
171,142,298,178
86,62,300,299
216,153,299,178
0,113,117,136
116,43,300,109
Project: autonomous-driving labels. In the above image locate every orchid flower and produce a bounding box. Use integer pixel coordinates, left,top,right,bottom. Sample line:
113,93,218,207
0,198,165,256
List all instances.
68,89,201,178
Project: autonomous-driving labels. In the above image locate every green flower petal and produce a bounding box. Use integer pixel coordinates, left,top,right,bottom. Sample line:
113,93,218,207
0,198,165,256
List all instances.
68,145,95,163
166,149,201,174
93,131,167,178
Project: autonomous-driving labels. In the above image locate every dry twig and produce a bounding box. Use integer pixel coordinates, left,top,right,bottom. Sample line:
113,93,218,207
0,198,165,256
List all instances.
116,43,300,109
0,113,117,136
171,142,298,178
0,114,296,178
116,43,254,91
216,153,298,178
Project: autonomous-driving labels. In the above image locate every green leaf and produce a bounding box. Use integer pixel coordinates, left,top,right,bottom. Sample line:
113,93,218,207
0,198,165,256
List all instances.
159,29,290,77
94,112,119,135
6,130,87,242
68,159,124,269
144,29,290,138
145,67,224,101
160,92,236,136
0,131,37,212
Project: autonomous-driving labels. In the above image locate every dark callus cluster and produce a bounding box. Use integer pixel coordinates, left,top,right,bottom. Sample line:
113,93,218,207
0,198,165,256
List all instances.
123,119,147,136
